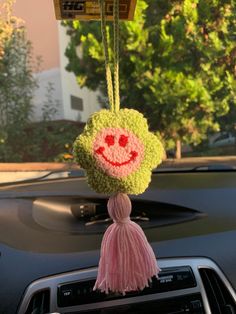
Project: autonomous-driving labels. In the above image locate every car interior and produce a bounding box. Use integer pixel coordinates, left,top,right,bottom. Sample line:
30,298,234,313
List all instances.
0,0,236,313
0,167,236,313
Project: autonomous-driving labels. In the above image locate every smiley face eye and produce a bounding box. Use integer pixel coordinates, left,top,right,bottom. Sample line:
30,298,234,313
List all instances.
105,135,115,146
119,135,128,147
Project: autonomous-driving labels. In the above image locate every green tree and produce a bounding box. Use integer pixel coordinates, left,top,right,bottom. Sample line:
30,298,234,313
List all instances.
64,0,236,158
0,0,81,162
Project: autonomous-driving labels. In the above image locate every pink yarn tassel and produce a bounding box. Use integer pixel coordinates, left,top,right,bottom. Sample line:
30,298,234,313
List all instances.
94,193,160,294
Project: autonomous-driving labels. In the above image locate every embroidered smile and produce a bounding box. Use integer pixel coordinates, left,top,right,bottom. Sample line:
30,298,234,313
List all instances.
95,146,138,167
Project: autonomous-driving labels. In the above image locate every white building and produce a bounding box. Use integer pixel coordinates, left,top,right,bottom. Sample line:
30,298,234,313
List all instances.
13,0,100,123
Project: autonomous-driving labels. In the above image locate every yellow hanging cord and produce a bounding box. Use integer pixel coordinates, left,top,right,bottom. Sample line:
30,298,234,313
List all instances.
99,0,120,113
99,0,114,111
113,0,120,112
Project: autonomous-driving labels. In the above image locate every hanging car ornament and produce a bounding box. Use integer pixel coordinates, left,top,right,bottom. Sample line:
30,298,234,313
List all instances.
55,0,164,294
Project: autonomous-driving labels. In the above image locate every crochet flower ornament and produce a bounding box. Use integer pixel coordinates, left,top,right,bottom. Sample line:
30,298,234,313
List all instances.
74,108,164,293
72,0,164,295
73,108,163,195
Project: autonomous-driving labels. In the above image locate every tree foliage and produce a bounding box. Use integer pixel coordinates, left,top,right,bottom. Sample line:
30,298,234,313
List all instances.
0,0,80,162
64,0,236,157
0,0,37,161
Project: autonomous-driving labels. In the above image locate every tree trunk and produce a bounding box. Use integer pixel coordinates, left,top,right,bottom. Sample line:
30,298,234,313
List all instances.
175,139,182,159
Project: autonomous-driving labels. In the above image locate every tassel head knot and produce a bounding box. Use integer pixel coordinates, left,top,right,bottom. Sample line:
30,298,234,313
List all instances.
108,193,131,222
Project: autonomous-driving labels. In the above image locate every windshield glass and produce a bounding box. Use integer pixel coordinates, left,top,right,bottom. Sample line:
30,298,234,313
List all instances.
0,0,236,182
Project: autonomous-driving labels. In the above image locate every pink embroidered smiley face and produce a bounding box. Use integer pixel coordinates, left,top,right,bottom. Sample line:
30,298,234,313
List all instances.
93,128,144,178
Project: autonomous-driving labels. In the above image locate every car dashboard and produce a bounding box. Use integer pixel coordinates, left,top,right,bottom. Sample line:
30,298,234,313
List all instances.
0,170,236,313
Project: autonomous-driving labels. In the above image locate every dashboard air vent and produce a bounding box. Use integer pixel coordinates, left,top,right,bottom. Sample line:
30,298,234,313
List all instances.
199,268,236,314
58,266,196,307
25,289,50,314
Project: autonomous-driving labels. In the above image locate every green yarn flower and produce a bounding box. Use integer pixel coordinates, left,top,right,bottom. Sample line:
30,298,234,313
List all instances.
73,109,164,194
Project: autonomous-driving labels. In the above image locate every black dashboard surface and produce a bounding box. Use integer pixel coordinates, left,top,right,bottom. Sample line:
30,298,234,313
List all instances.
0,171,236,313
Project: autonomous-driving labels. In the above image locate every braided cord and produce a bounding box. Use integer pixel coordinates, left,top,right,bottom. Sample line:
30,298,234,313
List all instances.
113,0,120,112
99,0,120,113
99,0,114,111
